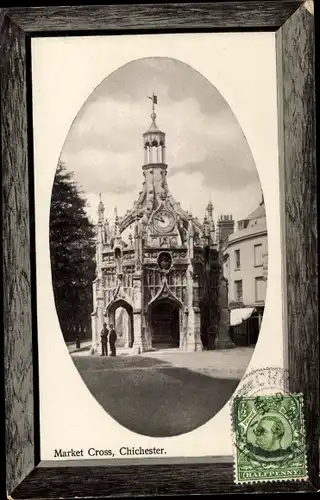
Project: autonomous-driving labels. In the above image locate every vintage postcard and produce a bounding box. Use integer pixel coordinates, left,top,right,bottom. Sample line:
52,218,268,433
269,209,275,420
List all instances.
31,32,294,476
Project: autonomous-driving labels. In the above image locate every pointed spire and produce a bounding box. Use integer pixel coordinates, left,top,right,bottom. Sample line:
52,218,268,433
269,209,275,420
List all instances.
114,212,120,234
207,200,213,220
203,213,210,237
98,192,103,208
134,209,140,238
187,211,194,237
98,193,105,224
104,218,110,242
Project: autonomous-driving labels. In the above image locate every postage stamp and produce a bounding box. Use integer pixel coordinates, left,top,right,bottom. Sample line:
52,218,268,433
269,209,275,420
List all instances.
232,393,308,483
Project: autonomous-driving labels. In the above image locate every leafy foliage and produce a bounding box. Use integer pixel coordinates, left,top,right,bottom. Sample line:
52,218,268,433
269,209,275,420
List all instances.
49,161,96,341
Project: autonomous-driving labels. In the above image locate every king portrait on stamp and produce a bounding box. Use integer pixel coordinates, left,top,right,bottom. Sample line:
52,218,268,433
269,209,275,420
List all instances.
232,393,308,483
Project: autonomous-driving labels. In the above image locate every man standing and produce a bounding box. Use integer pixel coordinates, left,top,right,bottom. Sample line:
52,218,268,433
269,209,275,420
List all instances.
100,323,109,356
207,325,216,350
109,324,117,357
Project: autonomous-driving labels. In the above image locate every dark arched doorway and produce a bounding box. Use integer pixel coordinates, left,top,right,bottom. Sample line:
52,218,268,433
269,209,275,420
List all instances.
107,300,134,348
149,299,180,348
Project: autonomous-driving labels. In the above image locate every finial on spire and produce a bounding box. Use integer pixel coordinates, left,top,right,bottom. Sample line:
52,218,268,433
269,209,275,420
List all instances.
148,93,158,113
148,93,158,124
206,199,213,219
98,194,105,224
98,193,104,211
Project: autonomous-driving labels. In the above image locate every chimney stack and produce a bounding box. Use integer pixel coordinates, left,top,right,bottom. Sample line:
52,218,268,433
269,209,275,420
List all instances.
216,214,235,244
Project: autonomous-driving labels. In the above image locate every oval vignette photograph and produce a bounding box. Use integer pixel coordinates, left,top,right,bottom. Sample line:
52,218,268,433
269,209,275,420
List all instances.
49,57,268,438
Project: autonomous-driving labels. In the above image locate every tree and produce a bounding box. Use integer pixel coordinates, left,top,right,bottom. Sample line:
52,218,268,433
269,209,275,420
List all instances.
49,161,96,342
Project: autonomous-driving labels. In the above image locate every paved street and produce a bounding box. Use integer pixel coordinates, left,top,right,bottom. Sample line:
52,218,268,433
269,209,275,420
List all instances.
72,347,253,437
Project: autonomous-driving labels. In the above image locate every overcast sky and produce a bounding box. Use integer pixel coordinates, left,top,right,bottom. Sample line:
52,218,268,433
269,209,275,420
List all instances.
60,57,262,225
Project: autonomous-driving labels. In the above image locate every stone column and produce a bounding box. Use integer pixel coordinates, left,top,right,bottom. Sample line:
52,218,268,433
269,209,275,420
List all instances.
179,308,187,350
162,145,166,164
215,308,234,349
90,312,98,354
144,311,152,350
132,271,146,353
187,306,203,352
108,308,115,329
215,277,234,349
192,277,202,351
258,310,262,328
185,265,202,352
185,265,193,352
132,310,143,353
123,313,130,348
96,288,105,355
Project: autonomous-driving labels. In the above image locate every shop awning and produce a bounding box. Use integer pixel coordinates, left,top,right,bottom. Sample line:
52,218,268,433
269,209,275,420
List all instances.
230,308,255,327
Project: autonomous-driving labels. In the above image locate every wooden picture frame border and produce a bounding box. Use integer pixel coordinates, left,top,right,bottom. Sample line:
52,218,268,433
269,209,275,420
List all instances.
1,1,318,497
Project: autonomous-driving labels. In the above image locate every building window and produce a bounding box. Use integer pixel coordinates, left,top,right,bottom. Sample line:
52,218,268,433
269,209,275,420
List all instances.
262,251,268,280
235,249,240,269
234,280,243,302
255,277,266,302
238,219,249,230
254,243,263,267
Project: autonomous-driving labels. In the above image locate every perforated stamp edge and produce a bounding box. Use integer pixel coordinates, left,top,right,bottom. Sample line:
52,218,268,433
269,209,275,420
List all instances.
230,385,308,484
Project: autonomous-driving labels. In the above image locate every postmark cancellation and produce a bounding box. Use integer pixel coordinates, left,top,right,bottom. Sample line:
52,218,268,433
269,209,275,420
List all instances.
232,393,308,483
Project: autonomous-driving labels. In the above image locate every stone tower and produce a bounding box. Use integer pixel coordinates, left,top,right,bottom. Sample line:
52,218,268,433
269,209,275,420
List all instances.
91,96,232,353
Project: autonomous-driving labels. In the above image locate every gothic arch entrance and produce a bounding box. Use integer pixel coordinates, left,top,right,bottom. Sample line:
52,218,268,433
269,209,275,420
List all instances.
149,299,180,349
107,299,134,348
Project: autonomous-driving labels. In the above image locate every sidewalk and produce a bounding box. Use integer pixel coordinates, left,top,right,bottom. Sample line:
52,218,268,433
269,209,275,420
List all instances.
70,344,133,357
70,344,254,379
142,347,254,379
67,340,92,354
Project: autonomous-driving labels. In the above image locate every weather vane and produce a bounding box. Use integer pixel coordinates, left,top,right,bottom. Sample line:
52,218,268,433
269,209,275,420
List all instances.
148,93,158,115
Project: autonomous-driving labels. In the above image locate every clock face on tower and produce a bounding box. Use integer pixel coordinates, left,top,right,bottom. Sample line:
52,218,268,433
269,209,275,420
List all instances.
153,209,175,233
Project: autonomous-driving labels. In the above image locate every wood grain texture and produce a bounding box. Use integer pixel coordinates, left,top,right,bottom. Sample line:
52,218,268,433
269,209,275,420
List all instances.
1,15,35,495
7,1,303,33
276,2,318,487
9,464,318,499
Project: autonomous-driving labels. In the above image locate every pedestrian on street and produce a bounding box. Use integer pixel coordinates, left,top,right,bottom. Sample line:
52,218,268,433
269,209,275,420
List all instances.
207,325,216,350
100,323,109,356
109,324,117,357
75,332,81,349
